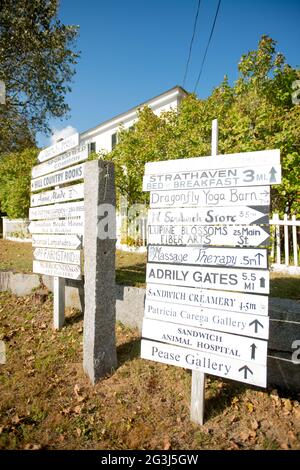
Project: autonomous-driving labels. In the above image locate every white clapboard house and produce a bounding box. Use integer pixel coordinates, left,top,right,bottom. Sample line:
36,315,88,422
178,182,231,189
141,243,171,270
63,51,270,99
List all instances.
80,85,188,153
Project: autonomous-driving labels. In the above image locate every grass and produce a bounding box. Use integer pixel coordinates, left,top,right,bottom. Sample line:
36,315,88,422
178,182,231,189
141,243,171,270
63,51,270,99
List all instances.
0,291,299,450
0,239,300,298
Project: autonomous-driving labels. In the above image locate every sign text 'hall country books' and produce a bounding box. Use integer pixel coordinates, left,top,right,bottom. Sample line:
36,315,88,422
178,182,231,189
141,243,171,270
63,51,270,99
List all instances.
148,245,268,269
143,164,281,191
31,163,84,192
147,224,270,247
146,263,269,294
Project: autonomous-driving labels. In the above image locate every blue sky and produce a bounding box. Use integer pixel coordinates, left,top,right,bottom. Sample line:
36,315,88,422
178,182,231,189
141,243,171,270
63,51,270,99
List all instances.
37,0,300,147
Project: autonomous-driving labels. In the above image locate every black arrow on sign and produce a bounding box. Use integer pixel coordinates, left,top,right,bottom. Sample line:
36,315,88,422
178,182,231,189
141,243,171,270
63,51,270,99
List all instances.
250,343,257,360
269,167,277,183
249,319,264,333
260,277,266,288
238,365,253,379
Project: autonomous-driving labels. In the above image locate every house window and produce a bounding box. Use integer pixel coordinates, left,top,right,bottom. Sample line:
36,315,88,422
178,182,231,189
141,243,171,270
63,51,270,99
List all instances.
111,132,118,149
88,142,96,154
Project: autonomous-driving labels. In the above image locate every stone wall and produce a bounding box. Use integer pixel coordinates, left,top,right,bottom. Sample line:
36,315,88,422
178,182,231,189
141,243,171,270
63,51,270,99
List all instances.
0,270,299,394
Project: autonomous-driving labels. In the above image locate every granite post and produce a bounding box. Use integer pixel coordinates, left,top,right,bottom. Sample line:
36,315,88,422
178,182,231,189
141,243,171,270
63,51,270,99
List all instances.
83,160,117,383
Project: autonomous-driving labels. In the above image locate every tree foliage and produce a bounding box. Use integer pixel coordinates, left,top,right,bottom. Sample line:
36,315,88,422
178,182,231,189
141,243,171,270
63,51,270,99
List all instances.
106,36,300,213
0,0,79,152
0,148,38,218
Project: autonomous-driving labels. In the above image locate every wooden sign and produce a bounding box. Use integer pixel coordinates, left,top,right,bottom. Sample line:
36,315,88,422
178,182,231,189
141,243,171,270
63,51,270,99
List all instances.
38,133,79,162
148,246,268,269
148,224,270,247
144,300,269,339
29,218,84,235
31,163,84,192
143,164,281,191
150,186,270,208
146,263,269,294
33,260,81,280
146,283,269,316
33,247,81,265
32,145,88,179
148,206,269,226
141,339,267,387
142,318,268,364
32,234,82,250
29,201,84,220
30,183,84,207
144,149,280,174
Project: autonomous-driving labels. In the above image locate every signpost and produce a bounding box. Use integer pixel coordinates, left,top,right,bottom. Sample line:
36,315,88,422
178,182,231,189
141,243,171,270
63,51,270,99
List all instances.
149,186,270,208
148,206,269,226
143,164,281,191
30,133,85,329
148,245,268,269
38,133,79,162
147,224,270,247
141,119,281,425
30,183,84,207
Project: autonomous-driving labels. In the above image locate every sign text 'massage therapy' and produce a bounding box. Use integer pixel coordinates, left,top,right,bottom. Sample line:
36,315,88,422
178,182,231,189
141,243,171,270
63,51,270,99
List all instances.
148,245,268,269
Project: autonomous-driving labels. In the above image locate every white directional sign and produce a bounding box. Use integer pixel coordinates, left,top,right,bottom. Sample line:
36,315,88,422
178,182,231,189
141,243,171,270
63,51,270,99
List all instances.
38,133,79,162
142,318,268,364
144,300,269,339
29,201,84,220
148,224,270,247
30,183,84,207
148,206,269,226
32,145,88,179
146,263,269,294
33,247,81,265
29,218,84,235
148,246,268,269
31,163,84,192
32,234,82,250
144,149,280,174
143,164,281,191
141,340,266,387
33,260,81,280
150,186,270,208
146,283,269,316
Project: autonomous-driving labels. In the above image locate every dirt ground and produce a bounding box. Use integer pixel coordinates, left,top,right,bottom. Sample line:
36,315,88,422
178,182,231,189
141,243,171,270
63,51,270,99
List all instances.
0,291,299,450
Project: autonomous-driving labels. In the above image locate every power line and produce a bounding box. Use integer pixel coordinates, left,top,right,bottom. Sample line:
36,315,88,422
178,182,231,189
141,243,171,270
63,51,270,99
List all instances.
193,0,222,92
183,0,202,89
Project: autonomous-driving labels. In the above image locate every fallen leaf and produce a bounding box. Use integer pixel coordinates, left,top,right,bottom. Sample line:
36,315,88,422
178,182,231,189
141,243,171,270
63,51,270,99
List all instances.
74,405,83,414
246,402,254,413
163,436,171,450
282,399,293,412
251,419,259,430
76,428,81,437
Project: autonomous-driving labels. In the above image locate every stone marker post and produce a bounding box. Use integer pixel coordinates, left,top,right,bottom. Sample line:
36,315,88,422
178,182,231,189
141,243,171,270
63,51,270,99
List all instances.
83,160,117,384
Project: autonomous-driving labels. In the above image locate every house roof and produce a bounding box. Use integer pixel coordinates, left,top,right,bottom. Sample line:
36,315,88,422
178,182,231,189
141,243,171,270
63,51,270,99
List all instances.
80,85,188,139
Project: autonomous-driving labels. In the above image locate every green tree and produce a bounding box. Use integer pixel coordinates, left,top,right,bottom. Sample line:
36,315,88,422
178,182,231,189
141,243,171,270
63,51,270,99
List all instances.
0,148,38,218
0,0,79,152
104,36,299,214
